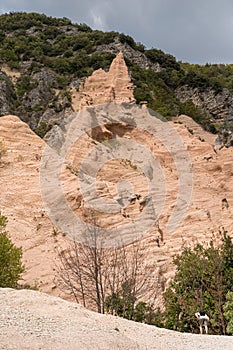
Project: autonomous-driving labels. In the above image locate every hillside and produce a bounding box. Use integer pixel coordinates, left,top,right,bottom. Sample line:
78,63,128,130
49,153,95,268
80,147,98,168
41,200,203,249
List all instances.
1,12,233,339
0,12,233,145
1,58,233,304
1,288,233,350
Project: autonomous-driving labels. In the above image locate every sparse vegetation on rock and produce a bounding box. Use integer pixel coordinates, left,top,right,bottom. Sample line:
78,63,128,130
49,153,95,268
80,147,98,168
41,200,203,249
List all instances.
0,214,24,288
0,141,6,161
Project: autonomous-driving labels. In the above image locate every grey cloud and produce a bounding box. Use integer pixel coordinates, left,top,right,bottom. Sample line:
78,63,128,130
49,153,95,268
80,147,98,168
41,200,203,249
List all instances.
1,0,233,63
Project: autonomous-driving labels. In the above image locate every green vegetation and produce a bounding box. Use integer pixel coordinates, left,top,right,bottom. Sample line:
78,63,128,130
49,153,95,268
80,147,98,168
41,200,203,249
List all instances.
128,63,181,118
0,12,232,134
16,74,36,97
0,214,24,288
119,33,145,52
145,48,180,70
162,230,233,335
0,141,7,160
103,230,233,333
127,61,213,129
105,284,163,325
0,12,117,77
35,122,52,138
180,62,233,93
223,291,233,334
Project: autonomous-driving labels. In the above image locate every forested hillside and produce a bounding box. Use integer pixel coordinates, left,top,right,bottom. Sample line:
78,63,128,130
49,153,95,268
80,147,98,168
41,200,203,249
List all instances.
0,12,233,144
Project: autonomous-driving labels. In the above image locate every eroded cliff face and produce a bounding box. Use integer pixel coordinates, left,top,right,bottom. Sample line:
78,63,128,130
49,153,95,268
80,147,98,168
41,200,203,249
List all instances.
1,111,233,305
176,86,233,119
96,37,161,71
0,115,65,296
176,85,233,146
0,64,73,132
1,54,233,307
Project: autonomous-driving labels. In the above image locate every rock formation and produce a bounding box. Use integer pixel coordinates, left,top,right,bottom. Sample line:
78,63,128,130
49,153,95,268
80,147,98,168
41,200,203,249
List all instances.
71,52,135,110
1,110,233,304
175,85,233,146
1,12,233,146
96,37,161,72
176,86,233,121
0,115,66,296
1,54,233,308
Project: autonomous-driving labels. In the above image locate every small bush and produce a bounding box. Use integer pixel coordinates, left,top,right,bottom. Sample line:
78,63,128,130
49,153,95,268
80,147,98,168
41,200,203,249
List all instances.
0,141,7,160
0,214,24,288
35,122,52,138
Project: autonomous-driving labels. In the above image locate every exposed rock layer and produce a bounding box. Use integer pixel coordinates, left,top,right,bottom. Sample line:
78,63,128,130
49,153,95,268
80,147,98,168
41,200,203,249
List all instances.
96,38,161,71
176,85,233,146
1,111,233,302
0,115,66,296
1,54,233,306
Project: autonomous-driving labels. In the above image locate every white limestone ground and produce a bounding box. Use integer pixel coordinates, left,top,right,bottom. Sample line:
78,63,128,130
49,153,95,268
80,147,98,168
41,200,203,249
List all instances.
0,288,232,350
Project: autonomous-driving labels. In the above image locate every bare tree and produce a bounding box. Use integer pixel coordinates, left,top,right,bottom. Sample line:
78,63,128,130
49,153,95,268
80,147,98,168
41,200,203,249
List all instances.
56,225,158,317
57,225,109,313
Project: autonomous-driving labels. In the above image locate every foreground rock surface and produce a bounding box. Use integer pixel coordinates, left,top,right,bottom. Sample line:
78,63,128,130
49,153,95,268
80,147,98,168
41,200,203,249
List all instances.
0,288,232,350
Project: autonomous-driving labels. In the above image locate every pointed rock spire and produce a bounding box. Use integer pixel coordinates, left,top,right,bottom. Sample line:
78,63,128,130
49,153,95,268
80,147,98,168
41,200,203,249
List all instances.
73,52,135,109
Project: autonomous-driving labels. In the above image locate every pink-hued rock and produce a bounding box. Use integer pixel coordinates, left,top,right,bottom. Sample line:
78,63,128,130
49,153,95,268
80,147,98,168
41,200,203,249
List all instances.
0,115,66,297
71,52,135,110
0,54,233,306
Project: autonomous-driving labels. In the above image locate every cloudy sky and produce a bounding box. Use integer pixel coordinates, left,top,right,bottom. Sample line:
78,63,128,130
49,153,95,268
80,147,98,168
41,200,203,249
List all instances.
1,0,233,64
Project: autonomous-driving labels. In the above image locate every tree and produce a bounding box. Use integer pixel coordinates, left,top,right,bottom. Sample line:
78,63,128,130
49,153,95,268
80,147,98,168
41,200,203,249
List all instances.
104,241,156,320
57,225,112,313
163,230,233,334
57,224,158,317
0,214,24,288
223,291,233,334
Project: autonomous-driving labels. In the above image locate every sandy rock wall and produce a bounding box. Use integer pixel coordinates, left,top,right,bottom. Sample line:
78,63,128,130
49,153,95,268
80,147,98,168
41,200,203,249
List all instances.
1,111,233,302
0,115,66,295
1,53,233,307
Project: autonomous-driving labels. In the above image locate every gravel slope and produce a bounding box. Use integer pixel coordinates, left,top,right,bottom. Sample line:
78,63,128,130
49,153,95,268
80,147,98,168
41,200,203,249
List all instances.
0,288,232,350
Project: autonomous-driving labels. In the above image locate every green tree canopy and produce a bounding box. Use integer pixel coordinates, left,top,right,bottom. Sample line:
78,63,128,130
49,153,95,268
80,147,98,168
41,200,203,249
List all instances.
163,230,233,335
223,291,233,334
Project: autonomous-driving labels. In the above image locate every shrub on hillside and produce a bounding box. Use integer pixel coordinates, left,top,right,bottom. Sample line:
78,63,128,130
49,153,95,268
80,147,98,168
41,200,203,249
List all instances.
0,214,24,288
